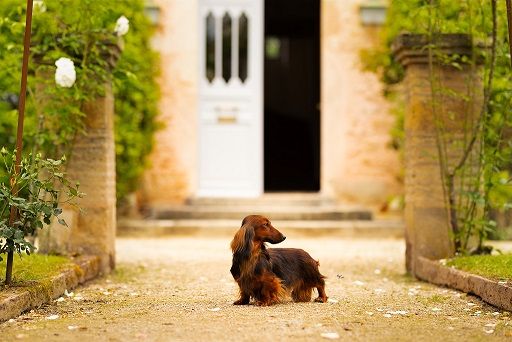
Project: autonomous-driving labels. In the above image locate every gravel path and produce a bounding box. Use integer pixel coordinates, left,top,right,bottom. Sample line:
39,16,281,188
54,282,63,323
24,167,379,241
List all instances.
1,236,511,341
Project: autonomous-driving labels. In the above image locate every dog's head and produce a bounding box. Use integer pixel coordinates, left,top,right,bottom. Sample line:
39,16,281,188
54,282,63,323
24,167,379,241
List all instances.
230,215,286,255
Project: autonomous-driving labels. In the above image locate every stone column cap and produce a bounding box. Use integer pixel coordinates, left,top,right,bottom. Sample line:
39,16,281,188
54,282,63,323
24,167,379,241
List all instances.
392,33,476,67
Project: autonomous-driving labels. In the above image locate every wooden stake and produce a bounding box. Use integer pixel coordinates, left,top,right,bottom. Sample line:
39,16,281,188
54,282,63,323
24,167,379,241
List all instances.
5,0,34,285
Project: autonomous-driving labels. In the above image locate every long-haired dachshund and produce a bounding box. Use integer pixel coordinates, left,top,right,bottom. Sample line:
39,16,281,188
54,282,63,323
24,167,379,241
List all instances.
230,215,328,306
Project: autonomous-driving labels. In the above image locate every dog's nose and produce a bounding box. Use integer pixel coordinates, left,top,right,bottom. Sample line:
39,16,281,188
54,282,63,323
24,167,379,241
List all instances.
282,236,286,241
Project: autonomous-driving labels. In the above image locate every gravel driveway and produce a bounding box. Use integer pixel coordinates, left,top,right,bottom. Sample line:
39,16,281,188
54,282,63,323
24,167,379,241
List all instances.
1,235,511,341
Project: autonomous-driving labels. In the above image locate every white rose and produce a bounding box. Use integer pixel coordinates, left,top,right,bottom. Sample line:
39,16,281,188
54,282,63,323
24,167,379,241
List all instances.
114,15,129,36
54,57,76,88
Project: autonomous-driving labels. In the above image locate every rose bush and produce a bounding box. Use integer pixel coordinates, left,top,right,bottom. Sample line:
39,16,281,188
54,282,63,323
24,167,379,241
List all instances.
0,0,160,202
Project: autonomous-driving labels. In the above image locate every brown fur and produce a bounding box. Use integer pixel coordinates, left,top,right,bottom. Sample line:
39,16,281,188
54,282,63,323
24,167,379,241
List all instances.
230,215,328,306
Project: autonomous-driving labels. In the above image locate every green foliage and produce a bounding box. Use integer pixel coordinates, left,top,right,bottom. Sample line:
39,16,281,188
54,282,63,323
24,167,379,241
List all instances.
111,2,160,200
0,0,160,200
363,0,512,253
0,149,82,261
447,253,512,281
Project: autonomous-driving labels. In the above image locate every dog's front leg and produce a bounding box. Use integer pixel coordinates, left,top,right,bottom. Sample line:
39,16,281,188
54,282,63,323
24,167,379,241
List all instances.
233,281,250,305
233,292,250,305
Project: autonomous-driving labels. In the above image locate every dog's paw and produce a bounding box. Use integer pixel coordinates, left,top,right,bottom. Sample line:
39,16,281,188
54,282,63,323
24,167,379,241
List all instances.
255,300,275,307
314,296,328,303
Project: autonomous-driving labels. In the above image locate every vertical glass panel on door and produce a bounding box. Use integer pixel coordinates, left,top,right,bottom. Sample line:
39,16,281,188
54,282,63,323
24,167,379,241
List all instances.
206,12,215,83
238,13,248,83
222,13,232,83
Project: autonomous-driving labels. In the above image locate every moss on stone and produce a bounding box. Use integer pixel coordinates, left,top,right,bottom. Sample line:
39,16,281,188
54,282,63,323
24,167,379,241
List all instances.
447,254,512,281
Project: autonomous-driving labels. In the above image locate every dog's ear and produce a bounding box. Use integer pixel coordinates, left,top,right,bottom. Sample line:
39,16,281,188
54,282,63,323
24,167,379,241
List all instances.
241,215,250,227
230,222,254,259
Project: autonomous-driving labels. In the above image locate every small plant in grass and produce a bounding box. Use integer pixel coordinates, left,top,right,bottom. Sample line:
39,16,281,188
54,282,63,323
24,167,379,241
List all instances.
0,148,82,284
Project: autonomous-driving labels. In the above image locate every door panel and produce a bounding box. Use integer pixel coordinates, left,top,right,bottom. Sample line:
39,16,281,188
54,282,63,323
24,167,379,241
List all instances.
198,0,263,197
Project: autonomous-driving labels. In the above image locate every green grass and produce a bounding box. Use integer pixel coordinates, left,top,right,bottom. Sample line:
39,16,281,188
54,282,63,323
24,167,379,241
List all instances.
0,254,72,286
447,254,512,281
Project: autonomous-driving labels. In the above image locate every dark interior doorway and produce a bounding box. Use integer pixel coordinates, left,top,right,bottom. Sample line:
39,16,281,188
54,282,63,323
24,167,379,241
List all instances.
264,0,320,192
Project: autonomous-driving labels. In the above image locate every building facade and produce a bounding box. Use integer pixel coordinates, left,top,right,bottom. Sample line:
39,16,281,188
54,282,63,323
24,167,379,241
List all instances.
139,0,401,211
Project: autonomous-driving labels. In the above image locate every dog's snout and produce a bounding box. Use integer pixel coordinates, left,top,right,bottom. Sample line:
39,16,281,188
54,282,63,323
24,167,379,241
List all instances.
281,236,286,241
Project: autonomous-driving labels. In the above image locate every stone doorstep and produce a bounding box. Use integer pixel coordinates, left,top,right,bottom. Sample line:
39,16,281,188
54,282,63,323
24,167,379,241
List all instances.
415,256,512,312
0,255,101,323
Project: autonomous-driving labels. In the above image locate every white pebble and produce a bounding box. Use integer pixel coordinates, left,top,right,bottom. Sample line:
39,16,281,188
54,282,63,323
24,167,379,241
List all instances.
320,332,339,339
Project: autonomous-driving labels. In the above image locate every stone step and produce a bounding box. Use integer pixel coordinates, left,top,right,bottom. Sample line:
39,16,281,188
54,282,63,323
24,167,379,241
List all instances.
185,193,336,207
150,193,372,220
117,218,404,238
151,205,372,221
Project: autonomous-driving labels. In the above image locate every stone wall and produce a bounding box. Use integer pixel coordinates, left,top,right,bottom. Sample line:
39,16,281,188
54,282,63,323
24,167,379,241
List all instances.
321,0,402,207
139,0,199,209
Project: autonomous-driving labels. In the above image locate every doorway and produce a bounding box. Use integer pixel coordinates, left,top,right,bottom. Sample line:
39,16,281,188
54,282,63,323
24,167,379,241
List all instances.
264,0,320,192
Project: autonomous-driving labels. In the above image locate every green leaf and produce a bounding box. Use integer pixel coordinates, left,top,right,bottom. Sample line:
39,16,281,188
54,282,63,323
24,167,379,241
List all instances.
14,230,24,240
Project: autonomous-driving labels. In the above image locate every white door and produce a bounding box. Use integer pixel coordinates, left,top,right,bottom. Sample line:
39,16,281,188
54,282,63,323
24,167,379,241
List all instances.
198,0,263,197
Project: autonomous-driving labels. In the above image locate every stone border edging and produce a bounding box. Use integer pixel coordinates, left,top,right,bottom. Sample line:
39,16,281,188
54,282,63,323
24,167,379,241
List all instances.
0,255,101,322
415,256,512,311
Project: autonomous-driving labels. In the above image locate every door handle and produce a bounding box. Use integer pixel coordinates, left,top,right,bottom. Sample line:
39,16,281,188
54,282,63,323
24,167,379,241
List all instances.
217,115,237,124
214,106,239,124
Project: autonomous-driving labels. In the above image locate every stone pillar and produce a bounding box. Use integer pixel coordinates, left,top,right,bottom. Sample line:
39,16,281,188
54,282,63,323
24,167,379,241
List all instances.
65,83,117,273
393,34,483,274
